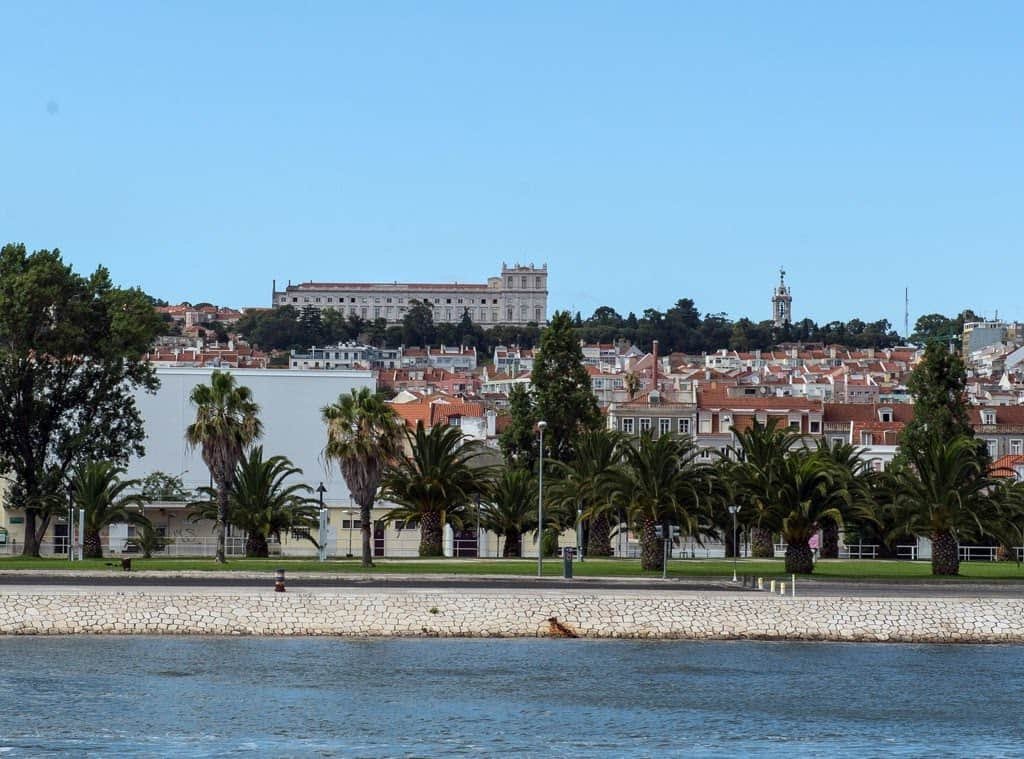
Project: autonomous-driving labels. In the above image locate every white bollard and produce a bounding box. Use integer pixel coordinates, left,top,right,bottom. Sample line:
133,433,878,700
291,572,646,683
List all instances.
770,580,776,593
792,573,796,597
779,582,786,595
757,577,764,590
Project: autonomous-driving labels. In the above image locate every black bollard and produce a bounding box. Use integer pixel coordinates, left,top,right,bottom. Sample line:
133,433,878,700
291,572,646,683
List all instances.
274,568,286,592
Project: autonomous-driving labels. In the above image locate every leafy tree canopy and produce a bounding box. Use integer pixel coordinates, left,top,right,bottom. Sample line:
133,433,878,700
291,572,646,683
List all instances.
0,243,162,555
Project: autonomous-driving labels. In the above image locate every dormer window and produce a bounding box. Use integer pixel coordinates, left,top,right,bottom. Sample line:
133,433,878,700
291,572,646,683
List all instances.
982,410,996,425
879,407,893,423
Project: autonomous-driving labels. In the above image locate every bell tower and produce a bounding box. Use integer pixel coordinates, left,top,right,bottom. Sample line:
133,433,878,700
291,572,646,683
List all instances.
771,267,792,327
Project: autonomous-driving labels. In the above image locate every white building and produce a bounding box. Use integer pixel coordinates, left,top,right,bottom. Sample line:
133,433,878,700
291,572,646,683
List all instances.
272,263,548,327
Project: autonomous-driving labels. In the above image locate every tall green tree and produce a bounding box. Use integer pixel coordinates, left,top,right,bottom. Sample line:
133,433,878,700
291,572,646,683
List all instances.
0,243,161,556
499,384,539,470
901,341,976,458
71,461,150,559
530,310,601,461
188,447,317,558
185,370,263,564
402,300,436,347
322,388,402,567
380,422,487,556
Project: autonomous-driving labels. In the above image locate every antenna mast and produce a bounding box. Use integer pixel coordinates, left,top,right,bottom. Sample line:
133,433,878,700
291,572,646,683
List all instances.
904,287,909,340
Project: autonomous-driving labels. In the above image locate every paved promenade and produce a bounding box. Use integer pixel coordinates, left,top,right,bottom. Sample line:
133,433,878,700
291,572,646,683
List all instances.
3,569,1024,598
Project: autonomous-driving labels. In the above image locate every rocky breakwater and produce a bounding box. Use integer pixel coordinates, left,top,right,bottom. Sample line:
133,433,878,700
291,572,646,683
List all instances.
1,591,1023,642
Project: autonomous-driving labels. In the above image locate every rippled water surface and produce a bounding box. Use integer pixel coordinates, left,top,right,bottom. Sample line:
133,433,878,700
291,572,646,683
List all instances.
1,636,1022,757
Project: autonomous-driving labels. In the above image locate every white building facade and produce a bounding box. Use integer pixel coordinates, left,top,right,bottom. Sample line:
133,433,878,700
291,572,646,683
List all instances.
272,263,548,327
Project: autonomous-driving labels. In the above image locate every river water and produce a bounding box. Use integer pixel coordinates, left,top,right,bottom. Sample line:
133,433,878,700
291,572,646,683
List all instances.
1,637,1021,757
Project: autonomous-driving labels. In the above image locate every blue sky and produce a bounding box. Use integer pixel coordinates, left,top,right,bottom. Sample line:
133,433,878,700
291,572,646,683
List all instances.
2,2,1021,331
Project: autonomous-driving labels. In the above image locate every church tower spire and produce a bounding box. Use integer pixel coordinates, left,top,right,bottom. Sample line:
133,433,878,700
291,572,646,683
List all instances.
771,267,792,327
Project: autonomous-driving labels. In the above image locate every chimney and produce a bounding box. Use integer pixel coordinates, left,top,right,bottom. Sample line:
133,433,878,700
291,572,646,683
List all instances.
652,340,659,391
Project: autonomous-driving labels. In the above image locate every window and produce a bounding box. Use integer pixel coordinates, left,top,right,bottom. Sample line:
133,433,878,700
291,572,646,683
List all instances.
341,519,362,529
879,410,892,422
699,417,712,434
678,418,691,435
291,297,298,303
831,436,845,447
446,298,451,304
719,414,732,434
860,432,874,445
789,420,800,431
985,439,999,458
639,418,652,433
386,297,392,303
481,299,486,304
810,421,821,434
314,297,321,303
621,418,635,434
1011,440,1023,455
535,307,542,322
659,418,671,436
535,276,541,288
982,410,996,425
521,276,527,288
507,277,513,288
290,528,311,541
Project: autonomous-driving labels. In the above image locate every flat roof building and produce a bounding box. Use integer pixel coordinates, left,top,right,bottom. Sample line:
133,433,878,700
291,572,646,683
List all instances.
272,263,548,327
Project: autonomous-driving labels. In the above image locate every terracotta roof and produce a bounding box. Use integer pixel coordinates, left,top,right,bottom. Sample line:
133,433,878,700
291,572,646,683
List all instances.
991,455,1024,479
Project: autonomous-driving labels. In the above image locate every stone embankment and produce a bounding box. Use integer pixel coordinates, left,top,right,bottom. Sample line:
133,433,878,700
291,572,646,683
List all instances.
1,590,1023,641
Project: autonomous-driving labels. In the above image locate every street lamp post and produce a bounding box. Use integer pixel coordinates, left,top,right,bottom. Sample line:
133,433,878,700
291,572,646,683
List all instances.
728,505,741,582
537,421,547,578
576,506,583,563
317,482,328,562
346,508,354,558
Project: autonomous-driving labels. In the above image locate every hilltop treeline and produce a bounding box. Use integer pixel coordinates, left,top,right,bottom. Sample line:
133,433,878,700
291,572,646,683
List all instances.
234,298,904,354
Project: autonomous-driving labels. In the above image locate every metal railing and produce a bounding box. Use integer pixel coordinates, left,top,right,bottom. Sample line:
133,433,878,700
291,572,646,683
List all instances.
958,545,1024,562
840,544,879,559
896,545,918,560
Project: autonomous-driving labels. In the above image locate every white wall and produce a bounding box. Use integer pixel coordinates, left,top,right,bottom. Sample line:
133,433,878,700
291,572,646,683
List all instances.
127,367,376,504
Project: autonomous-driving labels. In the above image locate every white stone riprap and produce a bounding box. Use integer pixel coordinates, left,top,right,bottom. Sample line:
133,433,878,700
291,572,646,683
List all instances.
0,591,1022,641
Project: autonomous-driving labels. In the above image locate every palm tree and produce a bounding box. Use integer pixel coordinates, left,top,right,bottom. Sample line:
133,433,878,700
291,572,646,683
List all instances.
813,440,874,558
480,466,537,557
728,419,802,558
772,451,849,574
71,461,150,559
189,447,318,557
124,522,173,559
380,422,487,556
547,430,624,557
613,434,712,571
322,388,402,567
890,434,994,576
185,370,262,564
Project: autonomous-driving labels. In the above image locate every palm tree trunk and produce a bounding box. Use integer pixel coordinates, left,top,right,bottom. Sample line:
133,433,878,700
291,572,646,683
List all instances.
504,531,522,558
83,529,103,559
785,539,814,574
215,477,230,564
931,530,959,576
245,532,269,558
819,519,839,559
587,512,613,557
640,518,662,571
22,509,42,557
360,500,373,568
751,526,775,558
419,511,443,557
